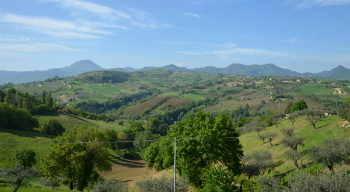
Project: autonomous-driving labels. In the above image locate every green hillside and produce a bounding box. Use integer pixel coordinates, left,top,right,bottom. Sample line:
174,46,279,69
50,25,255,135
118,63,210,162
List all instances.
240,115,350,173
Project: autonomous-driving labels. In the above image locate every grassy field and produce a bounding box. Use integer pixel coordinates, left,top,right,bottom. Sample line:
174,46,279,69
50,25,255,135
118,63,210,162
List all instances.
0,129,54,167
240,115,350,173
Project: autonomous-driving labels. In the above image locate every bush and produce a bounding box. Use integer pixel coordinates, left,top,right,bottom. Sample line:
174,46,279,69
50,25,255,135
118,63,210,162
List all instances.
136,175,188,192
93,179,128,192
39,177,62,189
39,118,65,136
290,100,307,112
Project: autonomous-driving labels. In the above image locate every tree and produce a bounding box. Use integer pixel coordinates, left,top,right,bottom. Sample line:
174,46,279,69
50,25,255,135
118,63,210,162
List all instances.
290,100,308,112
287,171,350,191
273,117,282,127
285,101,293,114
288,111,299,125
0,149,38,192
259,133,278,146
15,149,36,169
309,138,350,172
41,126,112,191
306,116,321,129
134,130,160,158
143,111,243,189
40,118,65,136
281,128,304,170
41,90,46,105
242,151,274,179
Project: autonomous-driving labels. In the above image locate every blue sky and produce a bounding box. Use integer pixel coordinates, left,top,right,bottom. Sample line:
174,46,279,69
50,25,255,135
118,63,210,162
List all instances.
0,0,349,73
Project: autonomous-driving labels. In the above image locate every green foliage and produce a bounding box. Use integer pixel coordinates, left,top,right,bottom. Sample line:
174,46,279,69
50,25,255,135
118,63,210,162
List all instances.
0,164,38,192
290,100,307,112
39,118,65,136
309,138,350,172
285,101,293,114
257,168,288,192
286,171,350,192
39,177,62,189
200,166,238,192
41,126,112,191
0,149,38,192
15,149,36,169
134,130,160,158
242,151,274,178
281,128,304,170
93,179,128,192
144,111,243,189
75,71,130,84
0,103,39,131
306,116,321,129
136,175,188,192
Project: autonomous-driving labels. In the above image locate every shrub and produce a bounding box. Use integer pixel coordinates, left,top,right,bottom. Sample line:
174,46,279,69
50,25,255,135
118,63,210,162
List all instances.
40,118,65,136
93,179,128,192
136,175,188,192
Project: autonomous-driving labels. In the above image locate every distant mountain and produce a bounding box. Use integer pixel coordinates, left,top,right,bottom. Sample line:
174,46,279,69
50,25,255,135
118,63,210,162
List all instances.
194,63,300,76
0,60,104,84
110,67,137,72
302,65,350,80
1,61,349,84
134,63,301,76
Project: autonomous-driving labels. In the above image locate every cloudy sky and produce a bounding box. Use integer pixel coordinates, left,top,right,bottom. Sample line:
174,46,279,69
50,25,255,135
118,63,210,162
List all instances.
0,0,349,72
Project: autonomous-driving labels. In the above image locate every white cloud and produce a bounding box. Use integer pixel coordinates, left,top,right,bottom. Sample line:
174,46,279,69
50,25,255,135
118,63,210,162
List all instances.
0,42,77,52
288,0,350,9
282,37,299,43
45,0,130,19
42,1,171,31
0,37,31,42
178,48,289,57
0,13,122,39
184,12,200,18
128,9,173,30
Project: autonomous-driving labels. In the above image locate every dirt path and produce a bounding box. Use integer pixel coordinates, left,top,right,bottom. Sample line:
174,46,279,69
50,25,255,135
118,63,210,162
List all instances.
100,159,164,191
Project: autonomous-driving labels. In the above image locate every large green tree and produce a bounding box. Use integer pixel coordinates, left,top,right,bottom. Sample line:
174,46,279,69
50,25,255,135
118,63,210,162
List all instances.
144,111,243,190
290,100,308,112
41,126,112,191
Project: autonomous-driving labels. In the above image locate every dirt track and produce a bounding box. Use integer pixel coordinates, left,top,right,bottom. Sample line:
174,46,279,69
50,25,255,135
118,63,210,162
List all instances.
100,159,164,191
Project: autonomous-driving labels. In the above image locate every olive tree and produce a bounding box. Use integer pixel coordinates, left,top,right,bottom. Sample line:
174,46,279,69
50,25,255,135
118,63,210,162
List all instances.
281,128,304,170
309,138,350,172
0,149,38,192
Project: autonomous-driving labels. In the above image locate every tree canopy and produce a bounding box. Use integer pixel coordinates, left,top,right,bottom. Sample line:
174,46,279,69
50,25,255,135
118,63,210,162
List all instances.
143,110,243,190
41,126,112,191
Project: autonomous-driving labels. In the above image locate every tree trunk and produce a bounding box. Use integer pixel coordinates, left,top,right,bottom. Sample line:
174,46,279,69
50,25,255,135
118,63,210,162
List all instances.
293,160,300,170
70,181,74,190
312,123,316,129
269,139,273,146
13,180,22,192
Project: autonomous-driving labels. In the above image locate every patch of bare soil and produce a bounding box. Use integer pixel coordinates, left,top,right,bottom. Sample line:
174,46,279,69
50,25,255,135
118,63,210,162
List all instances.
100,159,165,191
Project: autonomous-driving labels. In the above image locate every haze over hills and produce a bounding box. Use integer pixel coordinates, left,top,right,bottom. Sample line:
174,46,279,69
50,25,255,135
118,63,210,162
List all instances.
0,60,104,84
1,60,349,84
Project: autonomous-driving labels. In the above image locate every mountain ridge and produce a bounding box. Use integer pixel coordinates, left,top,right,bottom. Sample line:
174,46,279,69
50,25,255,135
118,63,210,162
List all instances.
0,60,104,84
1,60,349,84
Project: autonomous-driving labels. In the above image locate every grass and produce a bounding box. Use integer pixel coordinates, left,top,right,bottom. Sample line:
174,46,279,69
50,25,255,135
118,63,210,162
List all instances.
181,93,204,100
299,83,333,95
0,129,54,167
239,115,349,173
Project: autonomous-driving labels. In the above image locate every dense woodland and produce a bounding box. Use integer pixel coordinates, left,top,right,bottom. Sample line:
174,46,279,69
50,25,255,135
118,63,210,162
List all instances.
0,70,350,191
